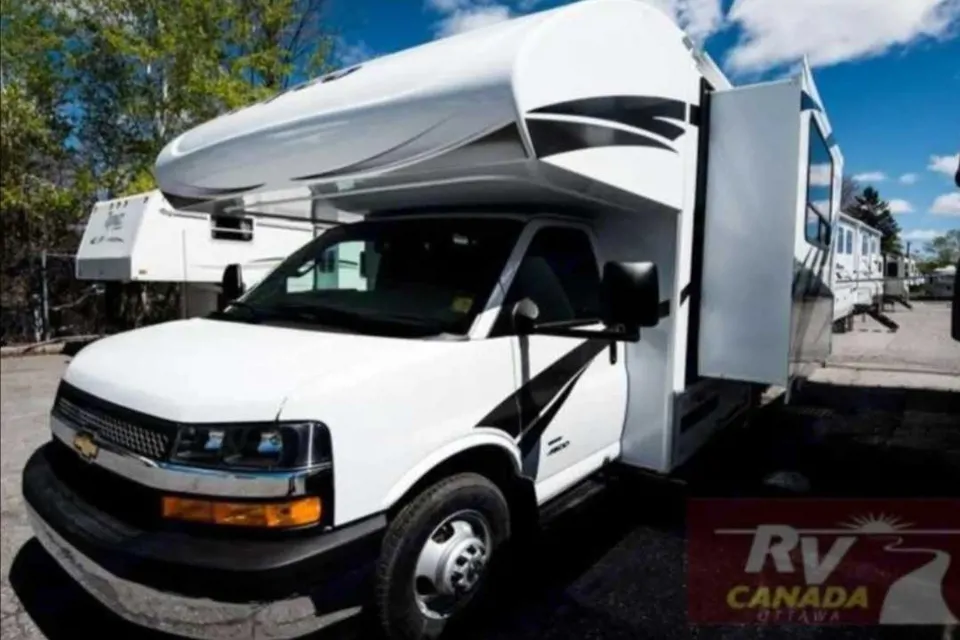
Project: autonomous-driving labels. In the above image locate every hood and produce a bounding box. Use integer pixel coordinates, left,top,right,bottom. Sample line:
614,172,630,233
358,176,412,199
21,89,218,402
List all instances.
64,318,454,423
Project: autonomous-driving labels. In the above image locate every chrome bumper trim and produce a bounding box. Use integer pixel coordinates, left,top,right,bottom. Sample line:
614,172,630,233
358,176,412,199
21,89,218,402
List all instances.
51,415,320,498
26,504,361,640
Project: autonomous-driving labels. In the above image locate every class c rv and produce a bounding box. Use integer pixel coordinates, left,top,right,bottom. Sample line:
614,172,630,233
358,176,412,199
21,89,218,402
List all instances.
22,1,844,639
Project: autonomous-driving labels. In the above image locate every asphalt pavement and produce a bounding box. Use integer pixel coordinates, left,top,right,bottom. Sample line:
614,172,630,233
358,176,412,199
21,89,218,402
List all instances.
2,302,959,640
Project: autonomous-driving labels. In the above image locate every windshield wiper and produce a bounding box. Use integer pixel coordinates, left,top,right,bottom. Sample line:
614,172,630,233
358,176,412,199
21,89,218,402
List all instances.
208,300,266,323
273,303,446,335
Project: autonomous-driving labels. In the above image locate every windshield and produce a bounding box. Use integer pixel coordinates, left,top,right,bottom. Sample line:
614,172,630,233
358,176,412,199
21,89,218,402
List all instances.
217,216,524,337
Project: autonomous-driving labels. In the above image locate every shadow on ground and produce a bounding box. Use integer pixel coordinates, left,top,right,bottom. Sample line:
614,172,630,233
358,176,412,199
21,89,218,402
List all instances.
11,382,960,640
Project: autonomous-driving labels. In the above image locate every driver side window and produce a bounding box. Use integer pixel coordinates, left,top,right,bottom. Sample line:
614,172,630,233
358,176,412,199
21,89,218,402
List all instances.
491,226,601,336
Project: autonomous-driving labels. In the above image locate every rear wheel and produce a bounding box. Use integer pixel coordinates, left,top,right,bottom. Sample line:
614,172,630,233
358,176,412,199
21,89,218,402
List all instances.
374,473,511,640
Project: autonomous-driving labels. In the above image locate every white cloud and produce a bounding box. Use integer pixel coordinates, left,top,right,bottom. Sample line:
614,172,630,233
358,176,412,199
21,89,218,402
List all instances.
724,0,960,74
928,153,960,176
852,171,887,183
901,229,942,243
930,192,960,216
336,40,374,67
809,163,832,187
426,0,727,42
643,0,724,42
427,0,513,38
898,173,919,185
517,0,546,10
888,199,914,214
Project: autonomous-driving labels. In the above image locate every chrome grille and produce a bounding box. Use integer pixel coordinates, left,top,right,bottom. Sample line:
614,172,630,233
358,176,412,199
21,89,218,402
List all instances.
54,393,173,460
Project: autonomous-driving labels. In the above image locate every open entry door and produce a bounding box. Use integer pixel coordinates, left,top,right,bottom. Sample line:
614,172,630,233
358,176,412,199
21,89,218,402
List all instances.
697,65,843,392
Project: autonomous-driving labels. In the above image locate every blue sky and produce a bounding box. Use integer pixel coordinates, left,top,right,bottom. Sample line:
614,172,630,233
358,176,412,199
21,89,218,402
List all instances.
326,0,960,251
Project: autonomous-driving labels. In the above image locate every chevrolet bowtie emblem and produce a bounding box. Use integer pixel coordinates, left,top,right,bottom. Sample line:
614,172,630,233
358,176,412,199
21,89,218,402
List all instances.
72,432,99,461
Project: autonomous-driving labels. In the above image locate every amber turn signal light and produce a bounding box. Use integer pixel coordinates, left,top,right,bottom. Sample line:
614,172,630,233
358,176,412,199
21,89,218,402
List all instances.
161,495,321,528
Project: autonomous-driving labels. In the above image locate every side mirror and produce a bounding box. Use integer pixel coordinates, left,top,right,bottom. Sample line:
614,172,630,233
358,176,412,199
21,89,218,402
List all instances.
221,263,245,304
952,259,959,342
600,261,660,330
511,298,539,335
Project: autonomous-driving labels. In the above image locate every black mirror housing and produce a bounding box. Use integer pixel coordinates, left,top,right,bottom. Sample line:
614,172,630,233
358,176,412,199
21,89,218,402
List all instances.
600,261,660,330
221,264,245,306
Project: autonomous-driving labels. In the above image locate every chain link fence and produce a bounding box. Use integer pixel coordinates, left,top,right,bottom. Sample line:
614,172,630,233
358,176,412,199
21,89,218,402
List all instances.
1,252,102,345
1,251,185,347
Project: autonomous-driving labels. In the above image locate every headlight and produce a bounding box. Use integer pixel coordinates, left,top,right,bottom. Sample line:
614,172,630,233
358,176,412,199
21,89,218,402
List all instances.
170,421,331,471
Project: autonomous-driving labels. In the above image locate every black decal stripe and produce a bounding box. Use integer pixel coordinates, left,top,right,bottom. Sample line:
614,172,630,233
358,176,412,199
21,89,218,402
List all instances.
528,96,688,141
518,368,587,458
688,104,701,127
476,338,608,438
526,118,675,159
801,92,822,113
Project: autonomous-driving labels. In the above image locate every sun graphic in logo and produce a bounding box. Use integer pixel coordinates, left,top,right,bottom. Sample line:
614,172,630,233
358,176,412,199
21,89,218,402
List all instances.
839,513,915,534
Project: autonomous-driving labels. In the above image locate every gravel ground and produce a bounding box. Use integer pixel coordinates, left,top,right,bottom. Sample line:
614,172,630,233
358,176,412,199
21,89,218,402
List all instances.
2,302,959,640
827,300,960,375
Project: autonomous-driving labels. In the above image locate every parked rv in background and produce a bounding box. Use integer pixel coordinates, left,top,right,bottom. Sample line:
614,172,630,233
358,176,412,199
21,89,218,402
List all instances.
951,260,959,340
75,190,337,319
927,263,958,299
831,212,883,330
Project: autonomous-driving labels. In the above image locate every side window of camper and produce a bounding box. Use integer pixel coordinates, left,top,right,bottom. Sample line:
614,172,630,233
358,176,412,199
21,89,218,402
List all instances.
862,235,868,255
211,215,254,241
845,230,853,254
805,120,833,248
491,226,601,335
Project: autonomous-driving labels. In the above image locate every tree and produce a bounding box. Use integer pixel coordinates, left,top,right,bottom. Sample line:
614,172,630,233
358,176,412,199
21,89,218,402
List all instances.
843,186,903,254
1,0,340,340
840,176,859,212
61,0,337,196
923,230,960,268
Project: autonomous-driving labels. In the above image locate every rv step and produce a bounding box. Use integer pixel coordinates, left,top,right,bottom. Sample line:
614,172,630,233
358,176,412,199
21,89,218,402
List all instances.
538,476,609,527
891,295,913,310
866,308,900,332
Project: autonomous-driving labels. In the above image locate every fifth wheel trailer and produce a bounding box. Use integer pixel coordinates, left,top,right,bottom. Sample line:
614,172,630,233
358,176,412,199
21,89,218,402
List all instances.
75,189,340,318
22,1,844,639
831,212,883,331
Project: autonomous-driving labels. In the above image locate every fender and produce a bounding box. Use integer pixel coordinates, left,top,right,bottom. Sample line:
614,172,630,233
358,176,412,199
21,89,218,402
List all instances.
380,428,522,511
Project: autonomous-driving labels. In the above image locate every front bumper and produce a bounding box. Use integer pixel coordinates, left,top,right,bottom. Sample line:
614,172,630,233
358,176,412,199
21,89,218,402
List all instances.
23,442,386,639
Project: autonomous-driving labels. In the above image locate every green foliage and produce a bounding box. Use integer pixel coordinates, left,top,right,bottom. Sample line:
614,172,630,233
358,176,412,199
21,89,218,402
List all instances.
60,0,335,194
1,0,336,340
922,229,960,268
842,186,903,254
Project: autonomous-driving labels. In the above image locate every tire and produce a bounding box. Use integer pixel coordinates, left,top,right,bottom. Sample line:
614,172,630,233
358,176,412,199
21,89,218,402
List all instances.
374,473,511,640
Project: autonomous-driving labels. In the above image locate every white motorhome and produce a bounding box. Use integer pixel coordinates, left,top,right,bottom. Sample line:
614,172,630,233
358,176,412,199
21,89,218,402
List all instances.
75,189,334,316
22,2,843,639
831,213,883,330
927,264,957,299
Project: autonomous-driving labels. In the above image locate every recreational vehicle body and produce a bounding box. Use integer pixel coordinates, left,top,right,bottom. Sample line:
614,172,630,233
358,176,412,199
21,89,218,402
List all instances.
831,213,883,330
22,1,843,639
75,189,334,317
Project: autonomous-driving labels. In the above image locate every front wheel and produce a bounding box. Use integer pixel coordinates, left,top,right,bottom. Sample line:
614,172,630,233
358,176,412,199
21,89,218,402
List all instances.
374,473,511,640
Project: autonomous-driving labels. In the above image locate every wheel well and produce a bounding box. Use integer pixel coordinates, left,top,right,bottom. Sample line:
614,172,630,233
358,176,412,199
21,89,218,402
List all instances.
387,445,537,535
